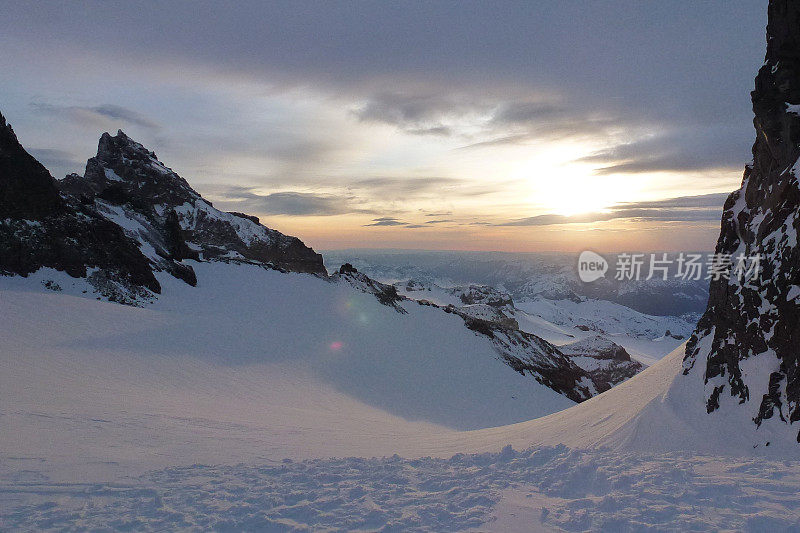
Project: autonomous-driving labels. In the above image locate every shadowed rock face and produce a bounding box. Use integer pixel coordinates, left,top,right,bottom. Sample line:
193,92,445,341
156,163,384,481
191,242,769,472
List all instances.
684,0,800,440
60,130,327,278
1,117,326,304
0,113,161,303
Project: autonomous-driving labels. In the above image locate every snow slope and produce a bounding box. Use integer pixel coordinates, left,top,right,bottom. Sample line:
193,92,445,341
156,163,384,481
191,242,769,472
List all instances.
1,262,790,486
0,262,581,480
2,263,799,530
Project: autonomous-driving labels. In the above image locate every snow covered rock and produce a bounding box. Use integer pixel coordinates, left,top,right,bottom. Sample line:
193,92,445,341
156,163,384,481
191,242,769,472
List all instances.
559,334,644,393
331,263,407,312
59,130,326,280
684,0,800,442
0,112,160,304
393,276,643,400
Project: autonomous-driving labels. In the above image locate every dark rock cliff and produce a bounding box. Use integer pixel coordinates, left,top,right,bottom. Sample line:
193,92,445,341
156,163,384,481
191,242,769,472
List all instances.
683,0,800,440
0,112,161,303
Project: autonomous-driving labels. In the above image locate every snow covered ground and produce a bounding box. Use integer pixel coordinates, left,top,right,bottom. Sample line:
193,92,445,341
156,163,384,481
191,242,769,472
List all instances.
4,447,800,531
0,262,576,479
2,263,798,530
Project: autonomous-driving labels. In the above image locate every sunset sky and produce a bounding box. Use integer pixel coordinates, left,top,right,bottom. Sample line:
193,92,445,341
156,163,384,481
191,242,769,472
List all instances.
1,1,766,252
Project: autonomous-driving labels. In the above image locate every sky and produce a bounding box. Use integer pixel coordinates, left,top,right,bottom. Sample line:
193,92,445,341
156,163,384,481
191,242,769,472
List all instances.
0,1,768,252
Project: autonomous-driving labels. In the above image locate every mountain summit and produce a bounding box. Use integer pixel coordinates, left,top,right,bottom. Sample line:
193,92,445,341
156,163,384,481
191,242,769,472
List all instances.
0,113,160,302
1,120,326,302
684,0,800,442
60,130,327,281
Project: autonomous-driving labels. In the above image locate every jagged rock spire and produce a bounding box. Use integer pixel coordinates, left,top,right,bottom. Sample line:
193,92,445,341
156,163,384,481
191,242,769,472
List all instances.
683,0,800,442
0,113,161,301
60,130,327,279
0,111,65,219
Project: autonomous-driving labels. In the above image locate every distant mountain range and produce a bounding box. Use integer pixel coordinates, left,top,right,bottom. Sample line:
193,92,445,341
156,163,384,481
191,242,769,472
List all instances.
323,249,709,318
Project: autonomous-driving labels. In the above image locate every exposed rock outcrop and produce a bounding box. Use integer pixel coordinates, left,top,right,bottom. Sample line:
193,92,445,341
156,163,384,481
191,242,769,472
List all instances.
0,113,160,304
683,0,800,440
60,131,326,280
340,266,640,402
331,263,408,313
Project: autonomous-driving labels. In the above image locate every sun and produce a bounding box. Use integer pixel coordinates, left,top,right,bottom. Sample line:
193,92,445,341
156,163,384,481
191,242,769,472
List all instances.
533,166,619,217
509,143,623,218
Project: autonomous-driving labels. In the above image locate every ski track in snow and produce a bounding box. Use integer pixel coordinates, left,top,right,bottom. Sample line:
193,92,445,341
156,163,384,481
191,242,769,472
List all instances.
3,447,800,531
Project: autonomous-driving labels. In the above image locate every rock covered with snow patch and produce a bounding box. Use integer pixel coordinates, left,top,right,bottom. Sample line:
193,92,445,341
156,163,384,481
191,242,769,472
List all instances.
59,130,326,280
684,0,800,443
0,112,160,304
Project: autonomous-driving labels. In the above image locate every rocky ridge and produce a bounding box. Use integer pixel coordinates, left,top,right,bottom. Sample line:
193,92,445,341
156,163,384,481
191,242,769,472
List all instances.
0,113,160,304
683,0,800,442
340,266,642,401
1,121,326,303
60,131,326,282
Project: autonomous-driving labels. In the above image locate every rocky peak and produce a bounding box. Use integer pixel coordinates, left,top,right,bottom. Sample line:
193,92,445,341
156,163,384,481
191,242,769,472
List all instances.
60,130,327,278
0,113,160,303
683,0,800,443
0,111,65,220
61,130,199,208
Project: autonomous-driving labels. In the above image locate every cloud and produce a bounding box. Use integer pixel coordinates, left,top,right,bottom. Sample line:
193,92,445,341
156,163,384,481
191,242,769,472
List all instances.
425,219,453,224
614,192,730,209
578,127,750,174
364,217,409,227
211,186,370,216
347,176,482,199
1,1,765,252
490,101,563,125
352,93,482,136
364,218,431,229
500,193,727,226
6,2,765,177
28,148,81,174
88,104,160,129
31,103,160,130
353,92,623,148
500,212,617,226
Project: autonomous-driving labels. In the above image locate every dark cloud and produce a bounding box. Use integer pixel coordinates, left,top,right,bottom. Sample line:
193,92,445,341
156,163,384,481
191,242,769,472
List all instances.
31,103,159,130
491,101,563,125
352,93,477,136
579,126,750,174
614,192,730,209
212,186,370,216
6,1,763,121
425,219,453,224
500,193,727,226
405,126,452,136
364,217,409,227
89,104,160,129
501,212,617,226
364,218,431,229
354,93,622,147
